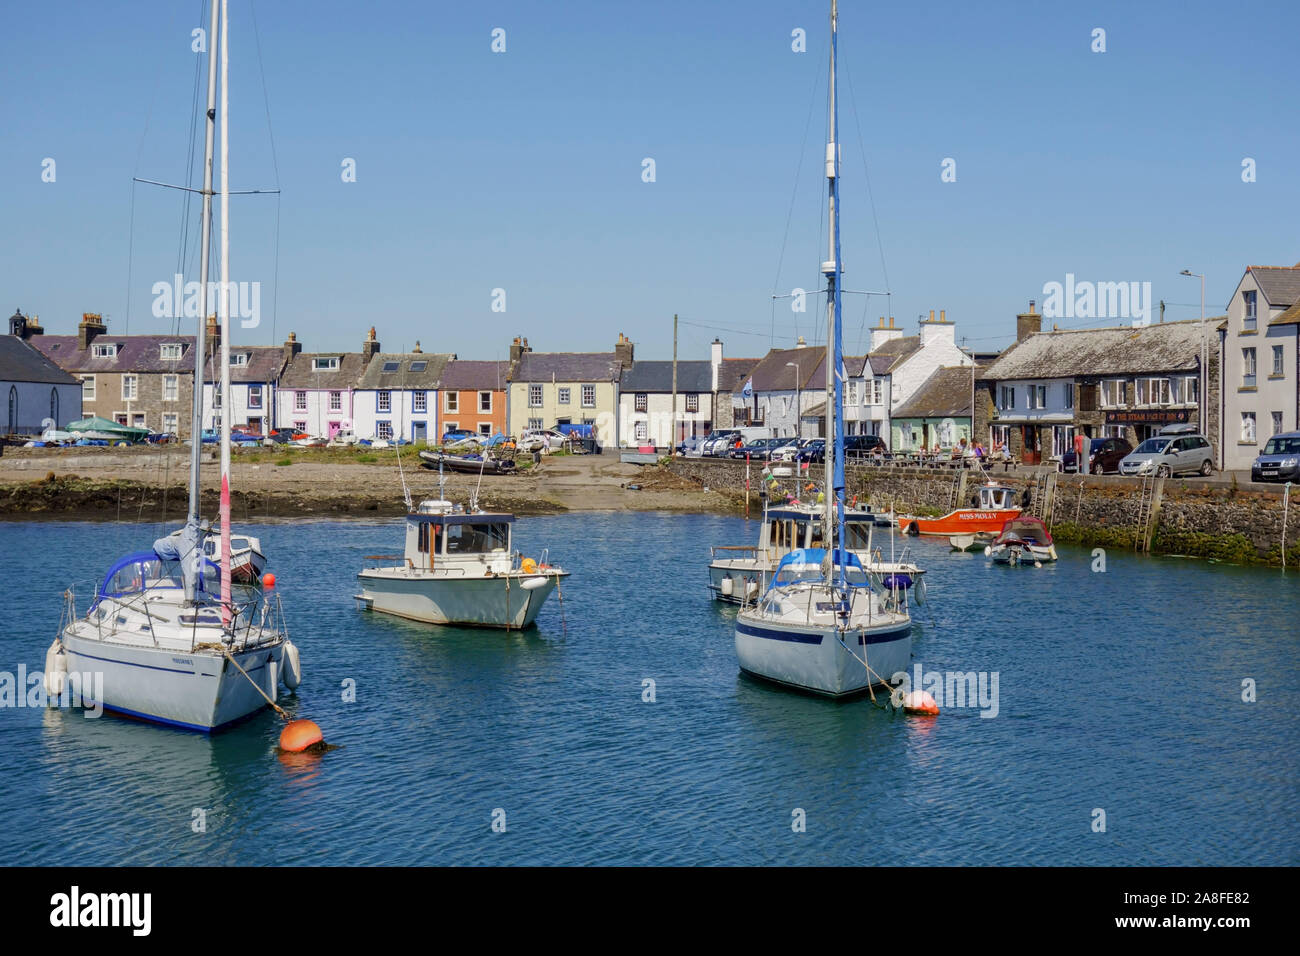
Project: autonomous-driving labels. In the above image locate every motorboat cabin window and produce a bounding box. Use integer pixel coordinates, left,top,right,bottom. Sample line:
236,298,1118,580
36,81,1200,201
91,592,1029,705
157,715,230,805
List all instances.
417,521,438,555
843,522,871,550
443,521,510,554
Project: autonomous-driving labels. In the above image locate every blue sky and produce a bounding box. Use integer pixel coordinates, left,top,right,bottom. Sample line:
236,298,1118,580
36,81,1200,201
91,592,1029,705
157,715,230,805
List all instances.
2,0,1297,363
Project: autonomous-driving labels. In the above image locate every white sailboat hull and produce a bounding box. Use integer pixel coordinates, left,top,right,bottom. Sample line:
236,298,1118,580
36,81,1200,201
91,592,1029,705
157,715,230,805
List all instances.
735,597,912,698
356,569,565,629
60,626,283,732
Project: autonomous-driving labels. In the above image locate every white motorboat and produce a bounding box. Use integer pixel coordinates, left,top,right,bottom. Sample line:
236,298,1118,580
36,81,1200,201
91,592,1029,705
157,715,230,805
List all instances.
45,0,300,731
709,500,925,605
734,0,912,697
985,516,1058,567
165,525,266,584
356,499,568,629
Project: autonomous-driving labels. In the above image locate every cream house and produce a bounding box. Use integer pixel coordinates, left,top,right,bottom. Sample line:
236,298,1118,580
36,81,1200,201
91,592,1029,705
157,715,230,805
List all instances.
1219,264,1300,471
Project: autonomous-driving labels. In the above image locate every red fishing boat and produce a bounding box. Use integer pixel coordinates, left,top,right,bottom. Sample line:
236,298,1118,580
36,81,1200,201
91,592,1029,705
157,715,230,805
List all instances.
898,482,1024,536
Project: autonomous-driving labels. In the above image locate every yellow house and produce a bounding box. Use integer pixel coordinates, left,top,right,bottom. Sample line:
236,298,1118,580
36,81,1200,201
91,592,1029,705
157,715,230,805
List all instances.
505,335,632,449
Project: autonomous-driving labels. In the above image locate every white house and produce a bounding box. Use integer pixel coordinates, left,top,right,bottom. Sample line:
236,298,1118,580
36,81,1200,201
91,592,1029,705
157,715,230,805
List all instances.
617,359,715,447
277,345,366,439
1219,264,1300,471
352,348,454,445
3,314,82,434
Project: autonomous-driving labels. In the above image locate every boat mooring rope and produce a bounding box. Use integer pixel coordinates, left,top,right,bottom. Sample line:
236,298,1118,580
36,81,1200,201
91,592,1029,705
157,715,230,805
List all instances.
216,644,289,720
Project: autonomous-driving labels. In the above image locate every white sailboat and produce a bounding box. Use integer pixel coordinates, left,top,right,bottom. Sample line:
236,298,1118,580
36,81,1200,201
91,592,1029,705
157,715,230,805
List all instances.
45,0,300,731
734,0,913,696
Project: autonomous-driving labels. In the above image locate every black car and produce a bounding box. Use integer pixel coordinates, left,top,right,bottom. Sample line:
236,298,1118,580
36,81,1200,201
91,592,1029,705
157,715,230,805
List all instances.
843,434,887,460
1062,436,1132,474
729,437,783,460
796,438,826,463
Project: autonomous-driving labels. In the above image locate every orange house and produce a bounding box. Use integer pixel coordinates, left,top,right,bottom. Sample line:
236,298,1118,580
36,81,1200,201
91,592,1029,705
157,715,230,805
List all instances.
437,359,508,438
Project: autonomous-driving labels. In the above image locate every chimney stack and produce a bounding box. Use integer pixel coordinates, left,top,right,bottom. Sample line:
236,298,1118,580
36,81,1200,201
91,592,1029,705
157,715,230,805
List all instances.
870,315,903,352
362,326,380,363
1016,300,1041,343
78,312,107,350
412,340,423,354
509,335,532,364
283,331,302,365
710,338,723,392
919,308,956,348
614,332,634,367
205,313,220,354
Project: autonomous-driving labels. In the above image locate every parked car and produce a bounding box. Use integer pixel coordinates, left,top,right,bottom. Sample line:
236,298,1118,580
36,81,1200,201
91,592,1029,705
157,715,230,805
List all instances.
1118,425,1214,477
770,437,812,462
441,428,475,444
728,437,784,460
675,435,706,457
1062,436,1133,474
701,429,742,457
1251,431,1300,483
796,438,827,463
519,428,567,452
842,434,888,460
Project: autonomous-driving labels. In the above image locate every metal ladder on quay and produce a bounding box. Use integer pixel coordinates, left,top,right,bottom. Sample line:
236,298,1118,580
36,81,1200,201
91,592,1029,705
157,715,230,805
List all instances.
1132,474,1165,552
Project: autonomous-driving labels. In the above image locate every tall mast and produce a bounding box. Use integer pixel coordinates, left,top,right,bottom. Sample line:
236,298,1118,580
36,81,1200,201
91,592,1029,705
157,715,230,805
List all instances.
218,0,233,624
829,0,847,588
822,0,845,587
184,0,220,605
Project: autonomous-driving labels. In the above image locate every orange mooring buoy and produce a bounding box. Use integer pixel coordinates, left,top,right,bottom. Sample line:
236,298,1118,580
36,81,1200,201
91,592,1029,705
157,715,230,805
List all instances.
279,718,323,753
902,690,940,716
262,572,276,589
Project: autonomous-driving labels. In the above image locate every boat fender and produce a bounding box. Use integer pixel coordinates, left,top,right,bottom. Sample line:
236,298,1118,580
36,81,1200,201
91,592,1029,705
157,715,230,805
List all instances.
744,580,759,599
914,576,927,606
43,641,68,700
1021,488,1032,509
906,520,920,537
521,576,548,590
282,640,302,690
720,576,734,597
903,690,939,716
983,545,992,557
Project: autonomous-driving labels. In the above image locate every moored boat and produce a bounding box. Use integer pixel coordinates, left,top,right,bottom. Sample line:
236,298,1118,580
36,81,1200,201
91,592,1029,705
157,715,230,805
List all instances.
356,499,567,628
985,515,1057,566
418,449,516,474
898,482,1023,537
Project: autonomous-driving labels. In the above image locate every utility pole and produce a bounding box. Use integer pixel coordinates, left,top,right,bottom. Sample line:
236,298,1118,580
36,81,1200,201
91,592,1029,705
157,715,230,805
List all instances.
671,314,678,450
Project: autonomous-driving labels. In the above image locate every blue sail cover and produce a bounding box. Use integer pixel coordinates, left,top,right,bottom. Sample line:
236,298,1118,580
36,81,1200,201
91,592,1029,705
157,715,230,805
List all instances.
94,550,218,605
768,548,868,590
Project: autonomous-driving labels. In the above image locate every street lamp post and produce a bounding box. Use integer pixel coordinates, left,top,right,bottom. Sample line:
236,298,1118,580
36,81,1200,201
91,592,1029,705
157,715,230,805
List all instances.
786,361,800,439
1179,269,1207,446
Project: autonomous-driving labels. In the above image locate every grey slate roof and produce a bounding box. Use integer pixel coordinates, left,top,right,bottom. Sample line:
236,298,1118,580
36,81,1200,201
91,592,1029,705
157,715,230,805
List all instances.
33,334,195,374
869,335,922,373
1247,265,1300,308
892,366,974,419
0,336,80,385
511,351,623,383
356,352,455,390
742,347,824,391
620,360,712,393
202,346,287,385
716,357,760,392
279,352,368,389
979,319,1210,381
439,359,508,391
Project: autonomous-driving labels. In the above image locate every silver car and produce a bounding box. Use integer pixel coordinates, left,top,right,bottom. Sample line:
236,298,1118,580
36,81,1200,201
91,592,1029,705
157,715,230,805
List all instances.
1119,429,1214,477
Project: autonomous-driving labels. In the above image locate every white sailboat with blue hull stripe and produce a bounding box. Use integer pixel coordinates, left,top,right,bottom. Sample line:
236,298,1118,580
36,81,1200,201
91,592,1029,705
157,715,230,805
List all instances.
734,0,913,697
47,0,299,732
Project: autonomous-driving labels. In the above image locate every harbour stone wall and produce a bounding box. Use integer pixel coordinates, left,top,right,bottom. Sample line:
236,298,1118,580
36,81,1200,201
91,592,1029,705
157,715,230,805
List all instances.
665,459,1300,567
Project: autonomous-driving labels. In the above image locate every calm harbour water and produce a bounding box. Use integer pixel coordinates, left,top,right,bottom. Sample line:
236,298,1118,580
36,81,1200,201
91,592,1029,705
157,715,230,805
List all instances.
1,512,1296,866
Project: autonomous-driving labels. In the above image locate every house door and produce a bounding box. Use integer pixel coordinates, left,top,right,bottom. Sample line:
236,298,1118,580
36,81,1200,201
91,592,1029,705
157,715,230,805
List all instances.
412,422,427,443
328,421,341,439
1021,425,1041,465
248,416,263,435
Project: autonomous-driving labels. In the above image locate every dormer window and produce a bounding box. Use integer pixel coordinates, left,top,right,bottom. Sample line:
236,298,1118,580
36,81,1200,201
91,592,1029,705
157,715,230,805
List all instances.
160,343,184,361
231,352,248,367
313,357,339,371
1243,291,1257,331
92,343,117,359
